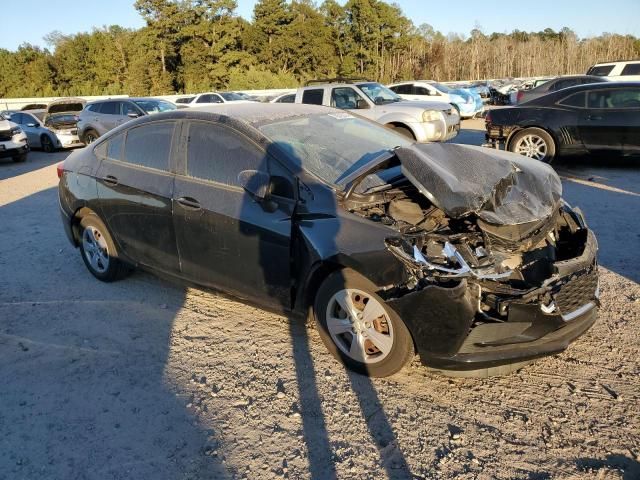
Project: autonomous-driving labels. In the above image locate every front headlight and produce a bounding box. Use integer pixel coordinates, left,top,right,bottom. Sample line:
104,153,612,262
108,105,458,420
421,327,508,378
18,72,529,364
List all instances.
10,126,22,136
422,110,442,122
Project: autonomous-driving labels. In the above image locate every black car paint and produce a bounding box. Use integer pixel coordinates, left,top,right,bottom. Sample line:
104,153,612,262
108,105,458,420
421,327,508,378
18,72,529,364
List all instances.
486,82,640,158
59,107,598,371
517,75,605,104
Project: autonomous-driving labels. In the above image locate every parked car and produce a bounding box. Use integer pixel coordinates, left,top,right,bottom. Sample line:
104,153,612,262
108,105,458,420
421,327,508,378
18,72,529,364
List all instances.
484,82,640,162
8,110,63,152
515,75,606,104
59,103,598,377
0,117,29,162
388,80,483,118
270,93,296,103
234,92,261,102
77,98,177,144
183,92,257,107
587,60,640,81
295,79,459,142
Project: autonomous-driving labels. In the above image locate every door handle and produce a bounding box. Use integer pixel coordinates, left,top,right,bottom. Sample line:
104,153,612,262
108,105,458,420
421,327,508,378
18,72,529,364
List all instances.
587,115,602,121
177,196,201,210
103,175,118,186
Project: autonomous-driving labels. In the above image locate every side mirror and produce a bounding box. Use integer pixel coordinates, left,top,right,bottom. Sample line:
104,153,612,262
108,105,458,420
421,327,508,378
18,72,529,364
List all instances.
238,170,271,200
27,123,37,127
356,99,370,109
127,113,140,118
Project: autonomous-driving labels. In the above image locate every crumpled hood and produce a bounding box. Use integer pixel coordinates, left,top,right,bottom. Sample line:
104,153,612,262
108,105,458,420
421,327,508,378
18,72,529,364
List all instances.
46,97,85,116
396,143,562,225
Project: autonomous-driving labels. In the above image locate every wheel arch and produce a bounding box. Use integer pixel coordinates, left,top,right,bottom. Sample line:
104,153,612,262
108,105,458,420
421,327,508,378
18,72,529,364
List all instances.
385,122,417,139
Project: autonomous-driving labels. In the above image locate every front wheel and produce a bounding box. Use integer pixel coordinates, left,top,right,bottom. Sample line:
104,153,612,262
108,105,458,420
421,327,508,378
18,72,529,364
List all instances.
83,130,99,145
509,128,556,163
41,134,55,153
78,214,130,282
313,269,414,377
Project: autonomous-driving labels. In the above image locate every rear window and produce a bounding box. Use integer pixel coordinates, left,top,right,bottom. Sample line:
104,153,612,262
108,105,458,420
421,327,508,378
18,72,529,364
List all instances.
123,122,175,171
587,65,614,76
302,89,324,105
621,63,640,76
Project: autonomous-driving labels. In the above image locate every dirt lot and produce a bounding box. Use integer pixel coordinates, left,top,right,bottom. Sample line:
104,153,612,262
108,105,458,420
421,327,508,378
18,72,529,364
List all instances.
1,120,639,480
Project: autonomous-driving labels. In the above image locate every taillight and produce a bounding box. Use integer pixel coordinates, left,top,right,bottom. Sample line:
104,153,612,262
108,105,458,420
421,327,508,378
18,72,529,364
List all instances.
56,162,65,179
516,91,524,103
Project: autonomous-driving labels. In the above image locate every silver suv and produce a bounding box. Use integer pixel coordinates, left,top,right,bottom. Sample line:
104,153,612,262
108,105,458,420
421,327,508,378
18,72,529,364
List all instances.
295,79,460,142
77,98,177,144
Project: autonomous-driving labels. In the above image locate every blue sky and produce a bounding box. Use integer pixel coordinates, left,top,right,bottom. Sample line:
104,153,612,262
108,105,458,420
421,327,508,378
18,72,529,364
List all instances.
1,0,638,51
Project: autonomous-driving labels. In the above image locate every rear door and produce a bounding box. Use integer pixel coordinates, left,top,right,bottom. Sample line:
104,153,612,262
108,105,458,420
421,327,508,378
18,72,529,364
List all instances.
95,120,180,273
95,101,124,134
578,87,640,156
172,120,295,307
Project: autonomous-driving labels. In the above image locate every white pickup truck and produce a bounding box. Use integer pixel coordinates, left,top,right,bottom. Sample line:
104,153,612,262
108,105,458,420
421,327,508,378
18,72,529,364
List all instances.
294,79,460,142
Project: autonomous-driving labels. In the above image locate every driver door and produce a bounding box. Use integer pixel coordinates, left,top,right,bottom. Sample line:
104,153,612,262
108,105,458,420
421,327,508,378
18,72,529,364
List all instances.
331,87,375,120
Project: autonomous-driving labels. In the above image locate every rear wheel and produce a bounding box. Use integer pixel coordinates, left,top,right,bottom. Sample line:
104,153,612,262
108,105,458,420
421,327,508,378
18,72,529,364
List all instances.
78,214,129,282
41,134,55,153
313,269,414,377
509,128,556,163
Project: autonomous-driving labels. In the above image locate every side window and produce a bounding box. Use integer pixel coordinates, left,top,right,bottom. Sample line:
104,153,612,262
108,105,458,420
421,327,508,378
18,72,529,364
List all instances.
86,103,100,113
586,65,614,76
391,84,412,95
302,89,324,105
196,94,222,104
331,87,366,109
414,86,430,95
120,102,141,116
186,122,264,186
587,88,640,109
10,113,24,124
558,92,586,108
107,133,124,160
276,94,295,104
100,102,119,115
551,79,578,91
124,122,175,171
621,63,640,76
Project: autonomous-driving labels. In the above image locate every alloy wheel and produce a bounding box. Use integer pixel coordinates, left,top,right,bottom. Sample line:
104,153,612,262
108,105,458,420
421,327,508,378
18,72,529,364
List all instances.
82,226,110,274
325,288,394,364
513,134,548,161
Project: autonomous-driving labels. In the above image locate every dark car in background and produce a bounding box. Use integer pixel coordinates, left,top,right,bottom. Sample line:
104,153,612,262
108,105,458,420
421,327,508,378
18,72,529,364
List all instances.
77,97,177,144
59,104,598,377
485,82,640,162
515,75,606,104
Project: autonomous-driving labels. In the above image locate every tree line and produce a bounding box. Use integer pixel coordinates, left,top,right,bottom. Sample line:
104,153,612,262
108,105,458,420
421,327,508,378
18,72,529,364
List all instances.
1,0,638,98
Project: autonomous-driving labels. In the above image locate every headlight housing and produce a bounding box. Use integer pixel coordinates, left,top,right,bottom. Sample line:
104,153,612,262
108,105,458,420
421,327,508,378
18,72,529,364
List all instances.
422,110,442,122
10,126,22,136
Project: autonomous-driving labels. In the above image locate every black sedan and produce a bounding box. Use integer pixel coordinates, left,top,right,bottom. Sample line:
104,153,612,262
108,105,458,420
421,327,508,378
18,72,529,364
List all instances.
515,75,606,104
59,104,599,377
485,82,640,163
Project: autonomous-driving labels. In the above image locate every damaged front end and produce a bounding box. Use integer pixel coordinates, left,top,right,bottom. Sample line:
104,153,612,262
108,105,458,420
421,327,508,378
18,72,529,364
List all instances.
341,143,599,371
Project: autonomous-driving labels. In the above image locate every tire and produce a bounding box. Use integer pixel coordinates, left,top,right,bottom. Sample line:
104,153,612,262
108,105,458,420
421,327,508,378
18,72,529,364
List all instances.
508,127,556,163
313,269,414,377
388,124,415,140
83,129,99,145
78,214,130,282
41,134,55,153
12,154,27,163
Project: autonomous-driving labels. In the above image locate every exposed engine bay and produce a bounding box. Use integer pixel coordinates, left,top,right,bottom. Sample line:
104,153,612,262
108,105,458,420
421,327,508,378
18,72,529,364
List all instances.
340,144,598,325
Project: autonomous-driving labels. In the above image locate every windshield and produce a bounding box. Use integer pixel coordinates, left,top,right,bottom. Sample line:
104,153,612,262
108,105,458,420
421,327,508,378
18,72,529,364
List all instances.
430,82,452,94
133,100,177,114
356,83,402,104
220,92,245,102
257,112,412,189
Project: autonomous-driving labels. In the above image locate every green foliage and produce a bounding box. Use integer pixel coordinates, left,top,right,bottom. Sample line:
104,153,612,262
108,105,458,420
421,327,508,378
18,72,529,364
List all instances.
0,1,638,98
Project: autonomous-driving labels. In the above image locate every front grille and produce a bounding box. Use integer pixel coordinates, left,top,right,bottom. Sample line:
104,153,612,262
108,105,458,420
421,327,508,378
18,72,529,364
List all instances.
553,270,598,316
0,129,12,141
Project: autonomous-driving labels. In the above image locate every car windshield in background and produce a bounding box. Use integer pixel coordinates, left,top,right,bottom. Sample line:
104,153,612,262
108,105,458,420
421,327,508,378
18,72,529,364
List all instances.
587,65,615,76
431,82,452,93
357,83,402,104
220,92,245,102
133,100,177,114
257,112,411,188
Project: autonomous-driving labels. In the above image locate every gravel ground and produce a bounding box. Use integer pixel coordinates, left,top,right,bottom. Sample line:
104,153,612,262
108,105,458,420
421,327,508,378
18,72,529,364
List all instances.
1,122,639,480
